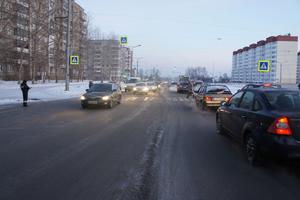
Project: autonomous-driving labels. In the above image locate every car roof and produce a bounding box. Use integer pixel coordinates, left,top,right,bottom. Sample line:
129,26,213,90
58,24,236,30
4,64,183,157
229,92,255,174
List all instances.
242,88,296,93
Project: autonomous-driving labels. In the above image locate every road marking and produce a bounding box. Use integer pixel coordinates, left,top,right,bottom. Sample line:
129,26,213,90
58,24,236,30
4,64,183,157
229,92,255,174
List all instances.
144,97,149,101
179,98,184,101
173,98,178,102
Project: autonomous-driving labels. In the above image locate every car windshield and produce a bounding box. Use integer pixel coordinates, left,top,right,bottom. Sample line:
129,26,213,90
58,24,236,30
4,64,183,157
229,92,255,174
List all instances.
136,83,146,86
89,84,112,92
264,91,300,111
206,86,231,94
127,79,139,83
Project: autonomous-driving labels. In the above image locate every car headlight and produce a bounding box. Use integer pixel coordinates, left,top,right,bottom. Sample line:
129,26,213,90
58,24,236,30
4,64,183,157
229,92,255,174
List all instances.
133,87,137,91
102,96,110,101
80,95,86,100
143,87,149,92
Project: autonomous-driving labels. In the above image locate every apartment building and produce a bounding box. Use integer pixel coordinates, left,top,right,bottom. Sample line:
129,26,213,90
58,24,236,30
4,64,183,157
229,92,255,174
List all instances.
297,52,300,83
0,0,30,80
232,35,298,84
48,0,87,81
0,0,87,81
86,39,132,81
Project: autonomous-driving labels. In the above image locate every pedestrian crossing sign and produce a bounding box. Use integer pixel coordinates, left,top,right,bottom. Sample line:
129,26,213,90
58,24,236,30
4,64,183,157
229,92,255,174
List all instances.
258,60,270,73
70,55,80,65
119,36,128,45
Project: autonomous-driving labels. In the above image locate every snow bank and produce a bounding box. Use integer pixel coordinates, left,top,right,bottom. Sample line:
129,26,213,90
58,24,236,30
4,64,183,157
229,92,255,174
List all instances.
0,81,89,105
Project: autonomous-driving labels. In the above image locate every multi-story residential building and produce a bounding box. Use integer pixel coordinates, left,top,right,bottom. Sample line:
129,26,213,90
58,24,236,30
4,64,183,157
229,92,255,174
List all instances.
0,0,87,81
0,0,30,80
86,39,132,81
232,35,298,84
48,0,87,81
297,52,300,83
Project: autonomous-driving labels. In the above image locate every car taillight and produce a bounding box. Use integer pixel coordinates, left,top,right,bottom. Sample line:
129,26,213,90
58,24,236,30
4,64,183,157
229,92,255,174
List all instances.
267,116,292,136
205,96,212,101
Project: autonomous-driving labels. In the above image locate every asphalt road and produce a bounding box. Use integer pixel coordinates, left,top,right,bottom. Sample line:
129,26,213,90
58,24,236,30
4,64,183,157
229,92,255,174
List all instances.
1,87,300,200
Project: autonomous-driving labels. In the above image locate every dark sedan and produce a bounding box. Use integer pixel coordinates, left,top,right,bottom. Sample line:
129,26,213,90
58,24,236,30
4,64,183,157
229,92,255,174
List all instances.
216,88,300,165
80,83,122,109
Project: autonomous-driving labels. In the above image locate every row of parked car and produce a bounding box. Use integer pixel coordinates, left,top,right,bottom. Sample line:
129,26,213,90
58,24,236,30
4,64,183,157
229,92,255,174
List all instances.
176,81,300,165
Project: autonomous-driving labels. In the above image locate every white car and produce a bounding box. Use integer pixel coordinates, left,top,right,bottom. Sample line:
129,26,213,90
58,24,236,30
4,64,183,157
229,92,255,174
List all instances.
147,82,158,92
133,82,150,94
169,82,177,92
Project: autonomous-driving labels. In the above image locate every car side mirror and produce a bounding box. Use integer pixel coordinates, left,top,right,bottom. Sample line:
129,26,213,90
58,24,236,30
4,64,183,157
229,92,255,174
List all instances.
85,89,89,92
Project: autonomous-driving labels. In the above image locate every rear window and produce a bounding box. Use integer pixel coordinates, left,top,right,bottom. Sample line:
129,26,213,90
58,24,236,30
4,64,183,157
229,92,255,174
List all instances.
264,91,300,111
206,86,231,94
136,83,146,86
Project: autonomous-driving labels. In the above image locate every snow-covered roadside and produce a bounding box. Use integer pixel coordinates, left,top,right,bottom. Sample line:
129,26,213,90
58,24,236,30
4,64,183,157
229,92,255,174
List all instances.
0,81,89,105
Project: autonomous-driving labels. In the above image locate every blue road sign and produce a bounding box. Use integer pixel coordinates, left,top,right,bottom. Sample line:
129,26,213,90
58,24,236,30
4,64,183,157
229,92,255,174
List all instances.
119,36,128,45
258,60,270,72
70,55,80,65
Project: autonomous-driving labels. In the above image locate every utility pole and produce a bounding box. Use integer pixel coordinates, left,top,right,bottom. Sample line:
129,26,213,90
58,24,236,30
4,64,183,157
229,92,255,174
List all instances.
65,0,72,91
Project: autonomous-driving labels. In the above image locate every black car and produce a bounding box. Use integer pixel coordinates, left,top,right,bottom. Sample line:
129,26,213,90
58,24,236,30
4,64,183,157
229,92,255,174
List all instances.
177,81,191,93
80,83,122,109
216,88,300,165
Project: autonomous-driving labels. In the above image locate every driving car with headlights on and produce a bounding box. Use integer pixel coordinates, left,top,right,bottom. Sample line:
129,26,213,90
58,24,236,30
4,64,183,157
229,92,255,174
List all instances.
147,82,158,92
133,82,150,95
194,85,232,110
216,89,300,165
80,83,122,109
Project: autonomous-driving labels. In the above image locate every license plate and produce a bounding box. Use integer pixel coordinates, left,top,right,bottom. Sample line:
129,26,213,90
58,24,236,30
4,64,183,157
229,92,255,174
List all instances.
213,98,224,101
88,101,98,104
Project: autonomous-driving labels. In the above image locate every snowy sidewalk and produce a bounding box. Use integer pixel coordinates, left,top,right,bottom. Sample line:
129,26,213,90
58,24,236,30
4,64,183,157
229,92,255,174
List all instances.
0,81,89,105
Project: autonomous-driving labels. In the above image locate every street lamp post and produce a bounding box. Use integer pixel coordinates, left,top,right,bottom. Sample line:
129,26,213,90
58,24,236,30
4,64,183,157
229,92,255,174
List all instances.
128,45,141,76
136,57,143,76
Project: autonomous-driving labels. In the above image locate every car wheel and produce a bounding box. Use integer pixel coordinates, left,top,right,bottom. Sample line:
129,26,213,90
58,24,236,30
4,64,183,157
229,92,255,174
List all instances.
108,100,113,109
81,104,87,109
201,101,206,110
216,115,225,135
245,134,263,166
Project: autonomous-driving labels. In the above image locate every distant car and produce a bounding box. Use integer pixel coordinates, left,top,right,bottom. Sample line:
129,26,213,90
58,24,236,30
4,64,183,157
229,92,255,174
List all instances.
133,82,149,95
125,77,141,92
119,81,126,92
216,89,300,165
169,82,178,92
194,85,232,110
177,81,190,93
80,83,122,109
147,82,158,92
240,83,282,91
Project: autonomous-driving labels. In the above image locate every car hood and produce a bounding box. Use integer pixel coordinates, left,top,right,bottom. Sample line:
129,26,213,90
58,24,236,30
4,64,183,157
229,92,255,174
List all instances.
84,92,112,98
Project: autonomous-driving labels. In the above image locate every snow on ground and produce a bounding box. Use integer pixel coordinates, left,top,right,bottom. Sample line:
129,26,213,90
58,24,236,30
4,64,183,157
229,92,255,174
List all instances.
0,80,89,105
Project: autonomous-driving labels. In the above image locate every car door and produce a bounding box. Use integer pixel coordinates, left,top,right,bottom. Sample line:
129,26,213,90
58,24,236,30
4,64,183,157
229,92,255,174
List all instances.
221,91,244,134
111,85,117,103
230,91,255,139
